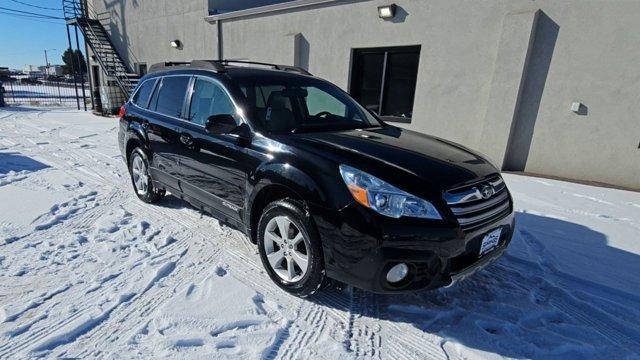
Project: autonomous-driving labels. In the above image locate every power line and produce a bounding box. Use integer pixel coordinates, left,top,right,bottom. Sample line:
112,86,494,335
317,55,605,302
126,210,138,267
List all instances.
0,11,65,24
8,0,62,11
0,6,64,19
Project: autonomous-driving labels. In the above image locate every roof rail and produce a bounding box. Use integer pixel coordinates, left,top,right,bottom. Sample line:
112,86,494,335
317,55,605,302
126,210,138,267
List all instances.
190,60,227,72
148,59,311,75
148,62,190,73
217,60,312,75
148,60,227,73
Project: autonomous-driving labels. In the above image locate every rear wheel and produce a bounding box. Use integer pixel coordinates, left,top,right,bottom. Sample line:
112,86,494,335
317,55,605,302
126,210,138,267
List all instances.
257,199,325,297
128,148,165,203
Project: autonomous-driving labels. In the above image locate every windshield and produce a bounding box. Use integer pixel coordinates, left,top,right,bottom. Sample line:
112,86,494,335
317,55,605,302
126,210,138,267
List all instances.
236,76,383,134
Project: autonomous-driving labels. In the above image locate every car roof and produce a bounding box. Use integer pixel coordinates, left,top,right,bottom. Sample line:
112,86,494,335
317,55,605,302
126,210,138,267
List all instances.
147,60,310,76
224,66,315,81
139,65,316,87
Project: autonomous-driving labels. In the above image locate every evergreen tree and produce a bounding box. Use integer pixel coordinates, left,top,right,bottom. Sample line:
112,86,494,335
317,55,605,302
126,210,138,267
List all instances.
61,48,87,75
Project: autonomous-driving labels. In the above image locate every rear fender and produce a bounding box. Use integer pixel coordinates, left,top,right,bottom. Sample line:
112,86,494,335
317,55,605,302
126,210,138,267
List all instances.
124,122,149,164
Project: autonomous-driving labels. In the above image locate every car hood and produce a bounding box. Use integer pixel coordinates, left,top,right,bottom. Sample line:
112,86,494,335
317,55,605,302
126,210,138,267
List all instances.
282,126,499,193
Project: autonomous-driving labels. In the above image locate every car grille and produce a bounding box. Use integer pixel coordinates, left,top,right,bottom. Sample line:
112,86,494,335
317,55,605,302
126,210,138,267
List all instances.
443,176,511,232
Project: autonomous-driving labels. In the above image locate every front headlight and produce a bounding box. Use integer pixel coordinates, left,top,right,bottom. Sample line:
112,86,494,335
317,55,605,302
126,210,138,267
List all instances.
338,165,441,219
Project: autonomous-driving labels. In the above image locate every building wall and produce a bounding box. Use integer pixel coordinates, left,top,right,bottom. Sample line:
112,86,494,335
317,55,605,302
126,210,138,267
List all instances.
92,0,218,67
91,0,640,189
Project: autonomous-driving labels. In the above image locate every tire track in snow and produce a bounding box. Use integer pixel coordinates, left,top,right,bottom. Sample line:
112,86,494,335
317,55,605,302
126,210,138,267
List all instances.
278,303,328,359
344,288,382,359
224,243,440,360
1,283,71,323
0,276,130,357
69,244,223,357
0,190,160,357
30,292,137,355
384,319,449,360
65,197,231,357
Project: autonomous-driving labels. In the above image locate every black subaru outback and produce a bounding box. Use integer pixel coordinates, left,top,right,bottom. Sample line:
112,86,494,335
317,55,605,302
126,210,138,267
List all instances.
118,60,514,296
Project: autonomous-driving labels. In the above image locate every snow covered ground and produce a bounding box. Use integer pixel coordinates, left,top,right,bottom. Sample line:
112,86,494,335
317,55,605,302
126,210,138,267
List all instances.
1,107,639,359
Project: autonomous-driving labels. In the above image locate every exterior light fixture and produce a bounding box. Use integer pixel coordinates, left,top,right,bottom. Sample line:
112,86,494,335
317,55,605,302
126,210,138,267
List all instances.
378,4,397,20
170,40,182,49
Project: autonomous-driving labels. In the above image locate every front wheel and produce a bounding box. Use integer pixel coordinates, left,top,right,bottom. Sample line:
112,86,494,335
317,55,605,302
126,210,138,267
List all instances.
257,199,325,297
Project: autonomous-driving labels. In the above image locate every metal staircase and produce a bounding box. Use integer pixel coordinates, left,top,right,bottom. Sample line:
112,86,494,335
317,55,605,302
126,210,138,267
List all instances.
63,0,139,95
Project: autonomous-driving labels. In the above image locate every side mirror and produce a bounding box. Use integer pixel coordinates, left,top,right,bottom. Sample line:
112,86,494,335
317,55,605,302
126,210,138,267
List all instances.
204,114,237,134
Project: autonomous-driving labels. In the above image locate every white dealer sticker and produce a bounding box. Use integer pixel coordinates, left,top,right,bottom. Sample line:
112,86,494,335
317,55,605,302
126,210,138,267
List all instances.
479,228,502,257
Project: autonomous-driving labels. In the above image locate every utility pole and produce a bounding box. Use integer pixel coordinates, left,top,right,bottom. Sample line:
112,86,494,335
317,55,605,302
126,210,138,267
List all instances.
44,49,56,77
66,25,80,110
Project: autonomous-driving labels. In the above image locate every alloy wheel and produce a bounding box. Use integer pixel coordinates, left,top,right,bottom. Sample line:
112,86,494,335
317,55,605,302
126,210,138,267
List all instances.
131,155,149,196
263,215,309,282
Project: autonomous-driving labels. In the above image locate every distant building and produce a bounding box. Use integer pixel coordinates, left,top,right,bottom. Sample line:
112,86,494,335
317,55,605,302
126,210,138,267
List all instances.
0,67,9,84
25,71,45,79
37,65,65,77
22,65,39,73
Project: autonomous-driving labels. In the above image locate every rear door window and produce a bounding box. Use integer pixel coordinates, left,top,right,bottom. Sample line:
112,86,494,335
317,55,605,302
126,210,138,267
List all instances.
150,76,191,118
132,79,156,109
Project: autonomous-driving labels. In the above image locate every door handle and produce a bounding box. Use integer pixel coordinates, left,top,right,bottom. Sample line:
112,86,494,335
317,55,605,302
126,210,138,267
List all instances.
180,132,196,149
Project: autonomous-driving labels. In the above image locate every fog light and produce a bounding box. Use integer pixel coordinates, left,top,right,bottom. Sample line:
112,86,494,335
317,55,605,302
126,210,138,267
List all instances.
386,263,409,283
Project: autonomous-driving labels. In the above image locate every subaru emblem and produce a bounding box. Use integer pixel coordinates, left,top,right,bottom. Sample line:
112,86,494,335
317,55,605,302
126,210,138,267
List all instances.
480,185,494,199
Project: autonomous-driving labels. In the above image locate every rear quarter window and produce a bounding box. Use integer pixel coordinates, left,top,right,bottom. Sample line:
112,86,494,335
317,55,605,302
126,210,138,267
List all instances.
132,79,156,108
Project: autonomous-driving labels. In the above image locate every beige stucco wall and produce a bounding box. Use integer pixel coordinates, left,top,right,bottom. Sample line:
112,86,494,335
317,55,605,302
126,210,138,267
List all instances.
91,0,640,189
92,0,217,66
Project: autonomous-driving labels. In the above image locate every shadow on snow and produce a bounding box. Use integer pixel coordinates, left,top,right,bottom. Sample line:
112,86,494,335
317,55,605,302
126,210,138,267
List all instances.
0,152,50,175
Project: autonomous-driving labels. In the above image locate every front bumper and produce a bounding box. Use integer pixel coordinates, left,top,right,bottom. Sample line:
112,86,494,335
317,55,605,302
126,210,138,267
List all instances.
312,203,515,293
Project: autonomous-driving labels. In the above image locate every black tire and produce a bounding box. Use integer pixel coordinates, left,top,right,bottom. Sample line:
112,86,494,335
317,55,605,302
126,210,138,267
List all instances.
257,199,325,297
128,147,165,203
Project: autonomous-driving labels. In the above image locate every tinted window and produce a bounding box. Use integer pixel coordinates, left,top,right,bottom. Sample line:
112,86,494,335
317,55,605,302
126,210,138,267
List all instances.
237,77,380,134
188,78,238,126
151,76,191,118
306,86,347,117
132,79,156,108
350,46,420,122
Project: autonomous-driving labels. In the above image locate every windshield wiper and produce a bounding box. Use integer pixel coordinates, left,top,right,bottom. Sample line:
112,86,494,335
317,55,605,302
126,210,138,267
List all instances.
290,123,380,134
290,123,326,134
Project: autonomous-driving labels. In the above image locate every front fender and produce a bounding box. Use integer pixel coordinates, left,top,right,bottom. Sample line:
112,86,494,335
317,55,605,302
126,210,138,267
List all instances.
249,162,328,207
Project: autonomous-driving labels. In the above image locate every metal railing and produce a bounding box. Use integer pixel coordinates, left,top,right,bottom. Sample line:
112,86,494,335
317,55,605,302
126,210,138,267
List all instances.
63,0,139,96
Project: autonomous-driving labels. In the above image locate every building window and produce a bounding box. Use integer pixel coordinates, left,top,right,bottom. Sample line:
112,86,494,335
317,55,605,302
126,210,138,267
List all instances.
349,45,421,123
136,63,147,76
209,0,296,14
